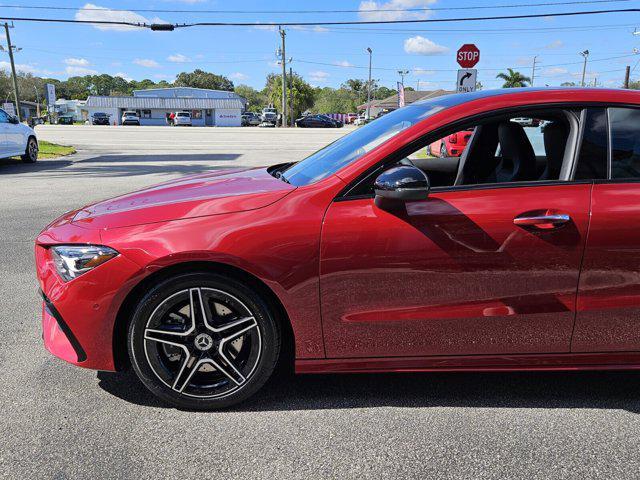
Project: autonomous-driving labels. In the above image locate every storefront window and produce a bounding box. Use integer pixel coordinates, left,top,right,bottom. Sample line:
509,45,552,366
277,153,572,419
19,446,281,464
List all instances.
192,110,202,119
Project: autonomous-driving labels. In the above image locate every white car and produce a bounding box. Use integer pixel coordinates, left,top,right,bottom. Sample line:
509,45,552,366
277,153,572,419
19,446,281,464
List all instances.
354,115,369,126
121,111,140,126
0,108,38,163
174,111,192,126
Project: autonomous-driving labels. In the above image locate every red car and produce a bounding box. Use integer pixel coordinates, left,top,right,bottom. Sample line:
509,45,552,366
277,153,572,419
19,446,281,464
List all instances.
427,129,474,157
36,88,640,410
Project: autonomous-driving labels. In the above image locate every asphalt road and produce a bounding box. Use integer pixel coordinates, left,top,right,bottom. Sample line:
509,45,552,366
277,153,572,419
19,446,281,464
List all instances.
1,126,640,480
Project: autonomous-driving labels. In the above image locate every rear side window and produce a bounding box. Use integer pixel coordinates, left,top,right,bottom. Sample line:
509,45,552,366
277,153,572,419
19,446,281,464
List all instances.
610,108,640,179
574,108,608,180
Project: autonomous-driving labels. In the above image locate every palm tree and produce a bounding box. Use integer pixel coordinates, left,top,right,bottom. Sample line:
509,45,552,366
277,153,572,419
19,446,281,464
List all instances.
496,68,531,88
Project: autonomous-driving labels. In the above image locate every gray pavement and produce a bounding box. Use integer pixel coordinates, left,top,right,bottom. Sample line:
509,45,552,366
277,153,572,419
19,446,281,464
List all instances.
1,125,639,479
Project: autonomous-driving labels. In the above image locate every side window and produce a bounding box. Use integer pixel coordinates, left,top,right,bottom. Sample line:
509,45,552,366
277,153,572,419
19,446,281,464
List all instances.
610,108,640,179
574,108,608,180
0,109,9,123
347,110,573,197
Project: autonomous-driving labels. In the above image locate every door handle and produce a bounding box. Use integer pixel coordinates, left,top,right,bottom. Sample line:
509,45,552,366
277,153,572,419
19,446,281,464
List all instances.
514,210,571,230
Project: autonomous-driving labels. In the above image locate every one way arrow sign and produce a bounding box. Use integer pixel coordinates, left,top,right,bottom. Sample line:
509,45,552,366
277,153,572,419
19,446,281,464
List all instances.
456,69,477,93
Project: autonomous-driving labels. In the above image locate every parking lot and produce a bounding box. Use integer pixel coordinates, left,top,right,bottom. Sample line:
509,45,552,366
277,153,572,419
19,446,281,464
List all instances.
2,126,640,479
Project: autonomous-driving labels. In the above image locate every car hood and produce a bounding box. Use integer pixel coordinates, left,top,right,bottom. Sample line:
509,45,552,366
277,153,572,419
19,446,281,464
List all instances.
72,167,295,229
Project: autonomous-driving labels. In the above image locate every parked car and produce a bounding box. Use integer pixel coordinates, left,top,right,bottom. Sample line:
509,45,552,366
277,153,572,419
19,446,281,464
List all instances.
260,107,277,124
426,129,474,157
512,117,540,127
57,115,74,125
354,114,369,126
345,113,358,124
0,108,38,163
295,114,343,128
174,111,192,127
36,88,640,410
92,112,111,125
241,112,261,126
121,111,140,126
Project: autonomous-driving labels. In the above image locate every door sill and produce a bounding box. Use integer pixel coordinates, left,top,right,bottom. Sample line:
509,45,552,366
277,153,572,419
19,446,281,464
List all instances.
296,352,640,374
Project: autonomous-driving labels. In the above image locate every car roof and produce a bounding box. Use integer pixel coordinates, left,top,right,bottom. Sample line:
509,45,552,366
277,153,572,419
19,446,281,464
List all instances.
411,87,640,111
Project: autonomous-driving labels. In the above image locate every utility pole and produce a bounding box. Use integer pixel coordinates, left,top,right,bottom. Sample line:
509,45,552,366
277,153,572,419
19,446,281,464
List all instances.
624,65,631,89
289,66,294,127
278,27,287,128
531,56,538,87
366,47,372,120
4,23,21,121
580,50,589,87
33,84,40,117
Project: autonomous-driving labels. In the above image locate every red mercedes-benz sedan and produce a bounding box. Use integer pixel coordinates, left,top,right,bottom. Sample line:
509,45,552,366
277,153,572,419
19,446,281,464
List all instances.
36,88,640,409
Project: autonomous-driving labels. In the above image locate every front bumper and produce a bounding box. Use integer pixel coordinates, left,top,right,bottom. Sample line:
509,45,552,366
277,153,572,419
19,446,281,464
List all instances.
35,238,145,371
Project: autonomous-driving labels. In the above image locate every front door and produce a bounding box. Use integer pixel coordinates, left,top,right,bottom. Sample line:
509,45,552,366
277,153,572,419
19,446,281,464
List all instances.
320,184,591,358
0,109,11,157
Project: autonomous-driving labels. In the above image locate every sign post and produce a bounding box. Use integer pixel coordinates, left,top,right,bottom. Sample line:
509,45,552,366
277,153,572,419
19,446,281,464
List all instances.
45,83,56,124
456,44,480,93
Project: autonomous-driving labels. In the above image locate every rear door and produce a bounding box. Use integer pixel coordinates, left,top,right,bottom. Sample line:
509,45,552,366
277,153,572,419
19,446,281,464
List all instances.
573,107,640,352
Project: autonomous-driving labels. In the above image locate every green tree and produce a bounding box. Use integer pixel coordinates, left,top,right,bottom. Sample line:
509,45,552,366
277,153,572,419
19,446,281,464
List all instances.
234,84,267,112
313,87,357,113
374,86,396,100
496,68,531,88
265,72,315,118
175,69,234,91
629,80,640,90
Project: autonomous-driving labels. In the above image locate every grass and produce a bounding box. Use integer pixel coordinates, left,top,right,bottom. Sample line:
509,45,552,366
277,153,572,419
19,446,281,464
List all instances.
38,140,76,159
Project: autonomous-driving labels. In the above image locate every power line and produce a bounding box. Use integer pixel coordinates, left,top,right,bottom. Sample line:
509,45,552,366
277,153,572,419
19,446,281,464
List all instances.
0,0,632,15
0,8,639,28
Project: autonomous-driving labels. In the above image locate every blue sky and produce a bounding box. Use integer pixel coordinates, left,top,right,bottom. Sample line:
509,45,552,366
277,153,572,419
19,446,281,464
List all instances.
1,0,639,91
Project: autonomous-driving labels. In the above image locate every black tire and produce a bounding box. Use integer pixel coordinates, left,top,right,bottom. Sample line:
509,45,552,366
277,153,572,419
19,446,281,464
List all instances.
440,143,447,158
21,136,38,163
128,272,281,410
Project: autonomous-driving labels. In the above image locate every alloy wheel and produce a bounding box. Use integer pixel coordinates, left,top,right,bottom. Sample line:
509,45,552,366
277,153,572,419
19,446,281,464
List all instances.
142,287,262,399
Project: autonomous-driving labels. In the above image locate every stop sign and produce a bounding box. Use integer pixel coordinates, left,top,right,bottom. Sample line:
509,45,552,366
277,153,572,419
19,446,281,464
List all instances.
457,44,480,68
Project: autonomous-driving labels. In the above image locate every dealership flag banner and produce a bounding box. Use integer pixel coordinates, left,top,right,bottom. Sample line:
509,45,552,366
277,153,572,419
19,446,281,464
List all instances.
397,82,405,108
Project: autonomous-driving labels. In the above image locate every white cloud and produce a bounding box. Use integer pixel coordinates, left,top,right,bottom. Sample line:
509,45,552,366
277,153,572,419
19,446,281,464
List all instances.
114,72,132,81
309,70,329,83
133,58,159,68
268,60,280,68
230,72,248,81
253,24,277,32
545,40,564,50
65,66,98,75
290,25,329,33
359,0,436,21
334,60,354,67
543,67,568,76
75,3,165,31
404,36,448,55
413,67,434,76
153,73,174,80
0,61,38,74
167,53,190,63
65,58,90,66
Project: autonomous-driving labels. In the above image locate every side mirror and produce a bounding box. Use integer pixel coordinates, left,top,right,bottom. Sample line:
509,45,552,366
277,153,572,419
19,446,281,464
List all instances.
9,115,19,124
374,165,430,209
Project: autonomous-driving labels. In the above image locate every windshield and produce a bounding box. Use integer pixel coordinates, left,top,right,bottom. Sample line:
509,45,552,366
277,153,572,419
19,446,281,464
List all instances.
280,103,447,186
177,112,189,117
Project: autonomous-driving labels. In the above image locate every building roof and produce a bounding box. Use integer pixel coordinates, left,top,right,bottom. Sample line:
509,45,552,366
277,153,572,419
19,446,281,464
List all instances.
84,96,244,110
358,89,454,110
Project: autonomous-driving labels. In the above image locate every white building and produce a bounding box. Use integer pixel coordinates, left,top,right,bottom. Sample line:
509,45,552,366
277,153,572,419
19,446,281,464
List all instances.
55,99,86,121
82,87,245,126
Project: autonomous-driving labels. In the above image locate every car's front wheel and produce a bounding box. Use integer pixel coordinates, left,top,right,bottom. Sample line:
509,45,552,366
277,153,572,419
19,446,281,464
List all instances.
21,137,38,163
128,272,281,410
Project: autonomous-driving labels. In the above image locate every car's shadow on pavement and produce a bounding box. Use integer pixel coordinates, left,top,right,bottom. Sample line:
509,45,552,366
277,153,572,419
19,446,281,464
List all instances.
97,368,640,413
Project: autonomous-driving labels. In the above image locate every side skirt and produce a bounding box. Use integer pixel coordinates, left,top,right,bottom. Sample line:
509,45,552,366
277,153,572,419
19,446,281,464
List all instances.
296,352,640,374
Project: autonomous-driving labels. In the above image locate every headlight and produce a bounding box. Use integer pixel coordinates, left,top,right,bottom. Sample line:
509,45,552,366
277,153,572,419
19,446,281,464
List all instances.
50,245,118,282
